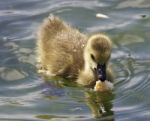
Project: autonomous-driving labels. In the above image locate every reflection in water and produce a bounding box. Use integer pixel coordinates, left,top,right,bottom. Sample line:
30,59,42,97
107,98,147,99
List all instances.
41,78,114,120
85,90,114,120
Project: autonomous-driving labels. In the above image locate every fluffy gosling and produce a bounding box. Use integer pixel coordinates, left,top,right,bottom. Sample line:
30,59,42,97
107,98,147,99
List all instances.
36,15,113,90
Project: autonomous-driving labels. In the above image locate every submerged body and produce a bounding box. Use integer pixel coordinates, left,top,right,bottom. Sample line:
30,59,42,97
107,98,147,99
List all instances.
37,15,113,88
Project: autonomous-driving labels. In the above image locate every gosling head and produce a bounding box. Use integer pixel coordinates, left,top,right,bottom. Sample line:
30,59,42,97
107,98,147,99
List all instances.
84,34,112,81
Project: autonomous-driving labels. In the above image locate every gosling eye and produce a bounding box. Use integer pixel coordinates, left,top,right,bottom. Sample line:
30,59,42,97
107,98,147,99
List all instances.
90,54,95,61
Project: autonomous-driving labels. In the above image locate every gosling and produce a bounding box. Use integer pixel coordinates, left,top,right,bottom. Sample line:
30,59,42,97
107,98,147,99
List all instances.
36,15,113,87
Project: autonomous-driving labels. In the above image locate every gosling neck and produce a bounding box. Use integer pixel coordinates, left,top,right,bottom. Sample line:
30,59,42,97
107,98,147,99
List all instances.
83,48,92,73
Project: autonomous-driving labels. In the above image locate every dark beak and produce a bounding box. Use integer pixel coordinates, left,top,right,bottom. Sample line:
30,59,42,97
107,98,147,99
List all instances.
97,64,106,82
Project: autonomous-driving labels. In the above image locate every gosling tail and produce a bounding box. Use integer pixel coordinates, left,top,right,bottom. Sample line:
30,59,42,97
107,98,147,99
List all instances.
37,14,67,42
36,14,68,70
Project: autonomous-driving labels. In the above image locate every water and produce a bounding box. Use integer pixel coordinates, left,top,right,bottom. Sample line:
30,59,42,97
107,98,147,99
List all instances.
0,0,150,121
